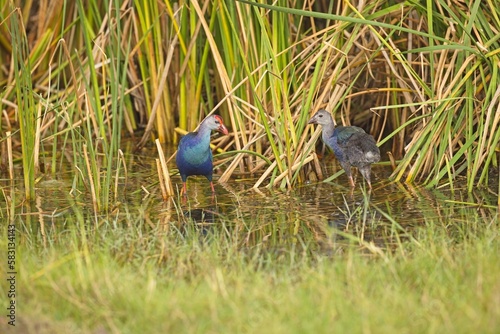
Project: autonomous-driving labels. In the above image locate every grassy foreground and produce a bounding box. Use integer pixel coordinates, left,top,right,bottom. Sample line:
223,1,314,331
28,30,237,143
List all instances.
3,208,499,333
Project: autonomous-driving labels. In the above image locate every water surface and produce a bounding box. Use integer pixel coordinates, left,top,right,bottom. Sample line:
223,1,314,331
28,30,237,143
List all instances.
3,144,497,254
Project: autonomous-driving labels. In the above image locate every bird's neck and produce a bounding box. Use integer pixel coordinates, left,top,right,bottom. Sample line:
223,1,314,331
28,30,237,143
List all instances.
194,124,212,147
321,122,335,141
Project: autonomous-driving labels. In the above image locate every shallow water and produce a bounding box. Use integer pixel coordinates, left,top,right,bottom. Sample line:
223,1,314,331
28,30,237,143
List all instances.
2,143,498,256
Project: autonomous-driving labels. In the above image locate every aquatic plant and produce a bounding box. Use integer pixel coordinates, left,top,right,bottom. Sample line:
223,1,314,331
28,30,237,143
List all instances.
1,0,500,204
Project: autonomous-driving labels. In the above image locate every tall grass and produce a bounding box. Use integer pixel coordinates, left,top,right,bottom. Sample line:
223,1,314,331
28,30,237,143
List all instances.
231,0,500,191
1,0,500,204
1,0,133,210
8,7,37,200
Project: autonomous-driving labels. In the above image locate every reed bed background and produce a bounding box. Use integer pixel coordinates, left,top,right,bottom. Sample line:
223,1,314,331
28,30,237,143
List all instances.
1,0,500,202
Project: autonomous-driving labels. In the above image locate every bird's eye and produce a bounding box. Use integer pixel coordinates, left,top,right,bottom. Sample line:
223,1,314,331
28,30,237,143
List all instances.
215,120,220,124
318,114,323,118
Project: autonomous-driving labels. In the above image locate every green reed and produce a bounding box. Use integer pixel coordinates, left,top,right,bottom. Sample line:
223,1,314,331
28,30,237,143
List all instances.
63,0,131,211
9,7,36,200
2,0,500,202
16,0,133,212
236,0,500,192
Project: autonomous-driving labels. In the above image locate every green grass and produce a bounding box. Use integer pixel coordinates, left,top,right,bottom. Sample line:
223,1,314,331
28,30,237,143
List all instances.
9,7,37,200
2,190,498,334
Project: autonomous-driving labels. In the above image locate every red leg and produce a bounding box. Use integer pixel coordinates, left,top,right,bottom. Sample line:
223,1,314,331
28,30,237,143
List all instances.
181,182,187,196
210,181,215,193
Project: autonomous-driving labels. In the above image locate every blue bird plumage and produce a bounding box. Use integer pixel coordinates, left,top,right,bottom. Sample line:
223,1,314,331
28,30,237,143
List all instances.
176,115,229,195
308,109,380,188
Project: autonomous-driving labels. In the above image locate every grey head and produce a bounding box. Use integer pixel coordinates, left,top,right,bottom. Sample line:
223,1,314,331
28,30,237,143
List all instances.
307,109,334,126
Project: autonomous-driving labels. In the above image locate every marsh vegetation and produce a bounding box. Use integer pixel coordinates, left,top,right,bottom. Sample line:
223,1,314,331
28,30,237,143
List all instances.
1,0,500,332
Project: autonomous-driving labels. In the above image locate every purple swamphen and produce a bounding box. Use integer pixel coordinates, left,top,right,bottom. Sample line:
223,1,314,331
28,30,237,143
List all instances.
308,109,380,188
176,114,229,195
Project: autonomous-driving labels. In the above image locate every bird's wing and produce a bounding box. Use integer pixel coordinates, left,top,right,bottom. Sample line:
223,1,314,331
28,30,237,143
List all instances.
334,126,366,145
344,132,381,165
